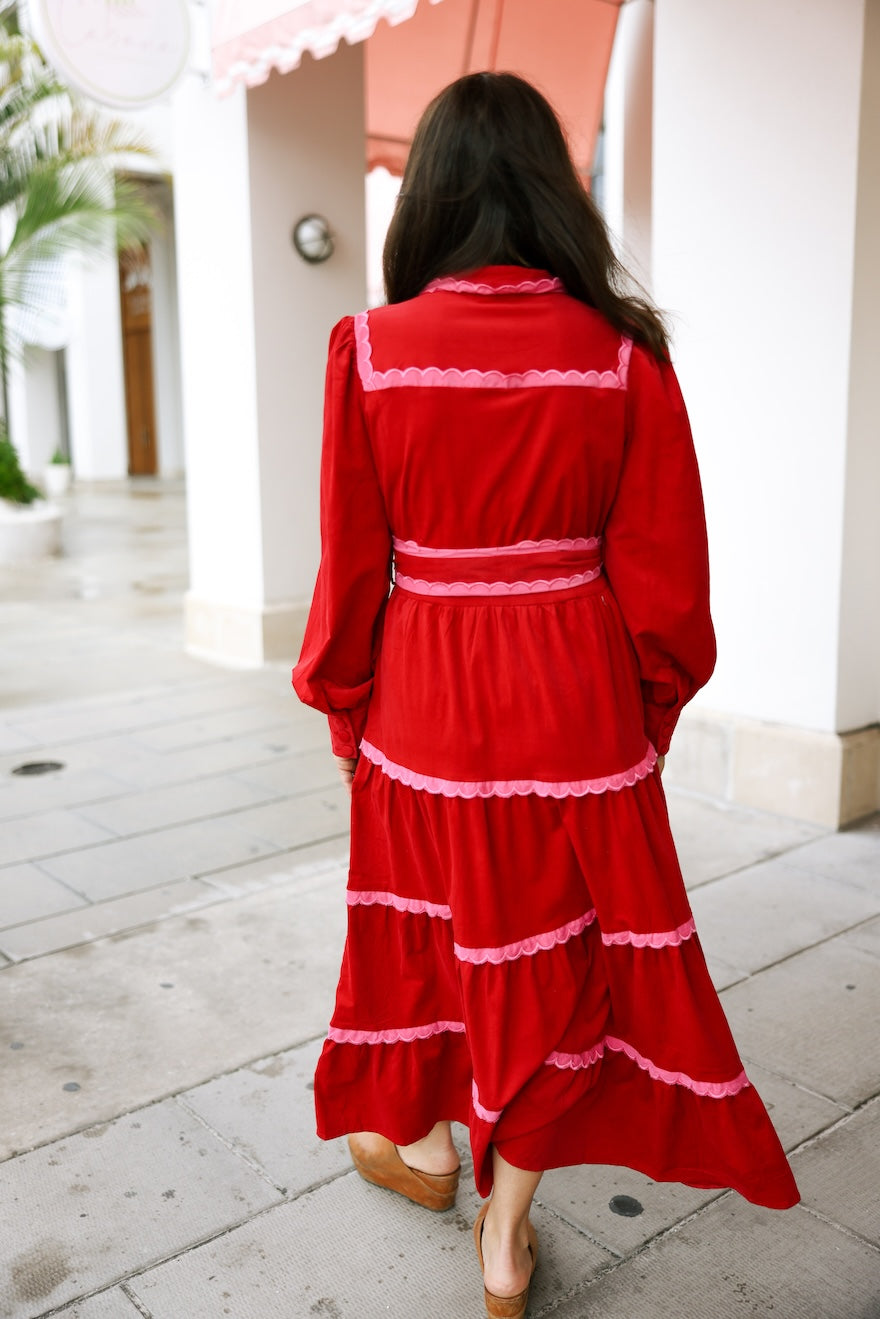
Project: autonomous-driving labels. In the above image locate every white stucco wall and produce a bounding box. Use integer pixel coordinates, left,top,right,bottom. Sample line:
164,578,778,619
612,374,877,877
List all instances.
172,77,263,607
246,44,368,607
652,0,867,735
603,0,653,286
64,255,128,481
174,39,367,655
837,0,880,732
150,190,185,478
22,349,64,473
366,166,400,307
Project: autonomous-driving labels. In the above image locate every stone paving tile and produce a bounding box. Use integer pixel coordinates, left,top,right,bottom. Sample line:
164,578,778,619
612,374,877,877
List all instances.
0,736,166,792
793,1098,880,1245
230,745,342,797
76,773,277,837
722,938,880,1108
130,1175,614,1319
131,704,306,754
784,826,880,895
0,1100,281,1319
1,646,205,712
1,681,191,720
536,1164,722,1258
0,811,114,868
0,878,224,962
52,1290,143,1319
1,675,256,745
665,791,824,890
0,725,40,754
704,954,747,991
236,784,350,851
4,698,201,749
199,838,349,897
1,648,199,714
0,863,86,928
106,678,290,727
56,724,329,792
180,1038,350,1195
0,880,346,1158
546,1197,880,1319
743,1062,849,1152
689,857,880,974
0,769,134,823
844,913,880,959
37,815,281,902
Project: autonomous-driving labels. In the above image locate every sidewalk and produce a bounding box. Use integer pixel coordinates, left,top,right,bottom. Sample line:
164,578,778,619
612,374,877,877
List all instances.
1,483,878,1319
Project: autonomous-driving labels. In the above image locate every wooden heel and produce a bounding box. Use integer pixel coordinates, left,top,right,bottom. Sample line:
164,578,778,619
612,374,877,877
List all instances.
473,1202,539,1319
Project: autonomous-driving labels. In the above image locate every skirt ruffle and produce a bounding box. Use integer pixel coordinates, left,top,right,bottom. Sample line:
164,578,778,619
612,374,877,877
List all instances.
314,761,799,1210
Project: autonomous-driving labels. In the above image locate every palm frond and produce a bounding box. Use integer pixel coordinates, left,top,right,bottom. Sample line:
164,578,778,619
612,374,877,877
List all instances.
0,70,152,207
5,163,155,268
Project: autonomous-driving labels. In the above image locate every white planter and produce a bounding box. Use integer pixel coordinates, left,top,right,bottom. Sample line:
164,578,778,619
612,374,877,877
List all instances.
0,499,63,563
43,463,72,498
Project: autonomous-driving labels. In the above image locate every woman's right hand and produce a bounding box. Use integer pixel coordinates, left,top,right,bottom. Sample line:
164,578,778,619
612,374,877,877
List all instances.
335,755,358,794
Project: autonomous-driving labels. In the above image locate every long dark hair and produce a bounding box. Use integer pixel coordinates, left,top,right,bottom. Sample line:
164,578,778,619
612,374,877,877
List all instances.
383,72,669,358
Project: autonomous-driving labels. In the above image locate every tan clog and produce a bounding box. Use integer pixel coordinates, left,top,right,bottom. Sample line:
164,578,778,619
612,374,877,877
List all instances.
347,1133,460,1211
473,1200,539,1319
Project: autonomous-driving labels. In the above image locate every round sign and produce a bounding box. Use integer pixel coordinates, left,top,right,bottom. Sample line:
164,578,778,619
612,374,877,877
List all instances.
28,0,190,109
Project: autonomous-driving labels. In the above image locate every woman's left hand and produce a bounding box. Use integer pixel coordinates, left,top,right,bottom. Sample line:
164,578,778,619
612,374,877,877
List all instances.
335,756,358,794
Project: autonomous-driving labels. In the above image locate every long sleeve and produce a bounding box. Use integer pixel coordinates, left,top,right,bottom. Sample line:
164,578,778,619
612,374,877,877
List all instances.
603,343,716,756
292,317,392,757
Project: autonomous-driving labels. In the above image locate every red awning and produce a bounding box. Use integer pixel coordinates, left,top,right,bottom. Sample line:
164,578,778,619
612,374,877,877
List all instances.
212,0,622,177
211,1,443,95
366,0,621,177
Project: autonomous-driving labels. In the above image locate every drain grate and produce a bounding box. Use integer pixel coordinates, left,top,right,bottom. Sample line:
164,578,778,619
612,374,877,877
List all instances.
11,761,65,777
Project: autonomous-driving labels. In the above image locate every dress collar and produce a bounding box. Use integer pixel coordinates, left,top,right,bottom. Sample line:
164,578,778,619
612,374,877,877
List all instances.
422,266,563,296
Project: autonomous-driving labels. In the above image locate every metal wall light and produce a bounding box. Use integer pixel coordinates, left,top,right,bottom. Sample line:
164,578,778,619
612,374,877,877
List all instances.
292,214,335,264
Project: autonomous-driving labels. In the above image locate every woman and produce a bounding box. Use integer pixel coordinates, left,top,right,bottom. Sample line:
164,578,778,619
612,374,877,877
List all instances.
294,71,798,1319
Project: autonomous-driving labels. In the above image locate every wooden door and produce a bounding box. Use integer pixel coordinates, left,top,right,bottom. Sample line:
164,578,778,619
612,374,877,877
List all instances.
119,249,157,476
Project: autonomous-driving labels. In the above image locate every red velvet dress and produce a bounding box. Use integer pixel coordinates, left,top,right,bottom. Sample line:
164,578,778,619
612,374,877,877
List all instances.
293,266,798,1210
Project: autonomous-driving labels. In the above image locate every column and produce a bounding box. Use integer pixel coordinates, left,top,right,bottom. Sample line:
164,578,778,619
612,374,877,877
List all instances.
174,41,367,666
603,0,654,285
63,256,128,480
651,0,880,825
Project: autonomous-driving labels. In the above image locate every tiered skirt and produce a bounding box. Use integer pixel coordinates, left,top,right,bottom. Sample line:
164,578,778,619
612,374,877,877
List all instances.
314,747,799,1210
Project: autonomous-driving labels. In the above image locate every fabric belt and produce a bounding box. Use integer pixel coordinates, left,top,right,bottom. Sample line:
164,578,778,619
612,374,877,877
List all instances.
392,536,603,598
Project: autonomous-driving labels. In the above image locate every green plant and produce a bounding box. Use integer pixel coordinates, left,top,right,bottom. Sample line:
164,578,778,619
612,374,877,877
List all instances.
0,423,40,503
49,448,69,464
0,5,157,499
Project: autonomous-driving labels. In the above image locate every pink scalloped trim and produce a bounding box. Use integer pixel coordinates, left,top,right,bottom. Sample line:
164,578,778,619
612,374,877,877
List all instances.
354,312,632,393
395,567,603,597
393,536,602,559
346,889,452,921
359,740,658,799
617,335,633,387
423,275,564,296
328,1020,465,1045
472,1080,503,1123
606,1037,751,1097
546,1036,750,1098
546,1041,606,1071
601,917,697,948
454,908,597,965
354,311,374,390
